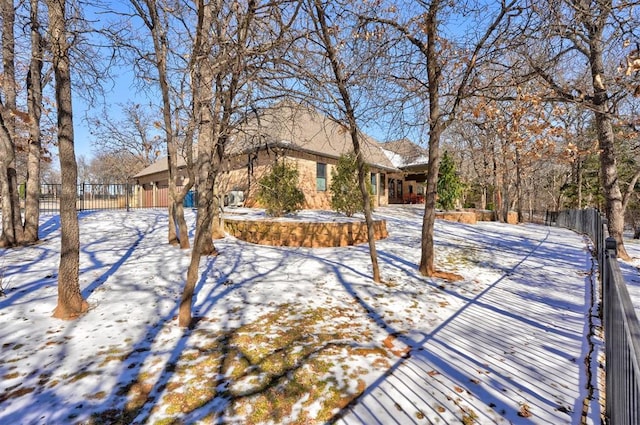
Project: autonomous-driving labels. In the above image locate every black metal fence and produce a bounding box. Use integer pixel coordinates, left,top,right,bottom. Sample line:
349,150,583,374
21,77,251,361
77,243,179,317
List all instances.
40,183,135,213
38,183,200,213
552,209,640,424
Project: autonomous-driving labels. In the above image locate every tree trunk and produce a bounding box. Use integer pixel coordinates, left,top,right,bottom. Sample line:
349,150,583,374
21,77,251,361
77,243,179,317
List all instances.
199,135,224,255
24,0,44,243
490,137,503,222
578,161,583,209
211,194,225,239
0,118,17,247
167,201,179,245
419,124,441,276
419,0,443,277
0,0,23,247
138,0,190,248
354,134,381,283
481,186,487,210
596,113,629,259
515,146,523,223
179,0,218,327
587,15,630,259
179,173,216,327
48,0,87,319
179,127,218,326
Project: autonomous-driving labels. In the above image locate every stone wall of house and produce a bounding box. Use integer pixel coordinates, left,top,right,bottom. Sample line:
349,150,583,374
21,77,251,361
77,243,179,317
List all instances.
295,155,333,209
217,150,390,210
136,148,393,210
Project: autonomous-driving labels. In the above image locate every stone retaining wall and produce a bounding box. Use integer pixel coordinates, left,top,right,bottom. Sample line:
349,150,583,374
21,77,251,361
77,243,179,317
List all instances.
435,211,477,224
435,210,519,225
472,210,519,224
224,218,388,248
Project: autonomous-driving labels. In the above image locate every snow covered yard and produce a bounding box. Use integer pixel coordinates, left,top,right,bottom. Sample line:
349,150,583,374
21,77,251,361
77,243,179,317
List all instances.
621,236,640,317
0,206,601,424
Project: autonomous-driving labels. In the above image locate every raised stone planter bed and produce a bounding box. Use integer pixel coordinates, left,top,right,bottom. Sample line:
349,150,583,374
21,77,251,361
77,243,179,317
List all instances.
472,210,519,224
474,210,496,222
223,214,388,248
435,211,477,224
436,210,519,224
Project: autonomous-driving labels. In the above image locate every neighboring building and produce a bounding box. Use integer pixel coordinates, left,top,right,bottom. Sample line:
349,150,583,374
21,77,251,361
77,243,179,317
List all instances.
132,102,429,209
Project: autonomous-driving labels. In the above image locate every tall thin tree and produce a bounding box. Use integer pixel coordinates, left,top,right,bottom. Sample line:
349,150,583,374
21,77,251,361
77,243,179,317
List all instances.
363,0,517,276
518,0,638,259
306,0,381,282
178,0,300,326
24,0,45,243
129,0,194,249
0,0,23,247
48,0,88,319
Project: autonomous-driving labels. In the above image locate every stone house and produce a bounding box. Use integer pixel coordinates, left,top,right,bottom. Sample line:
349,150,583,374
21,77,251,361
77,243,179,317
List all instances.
132,102,429,209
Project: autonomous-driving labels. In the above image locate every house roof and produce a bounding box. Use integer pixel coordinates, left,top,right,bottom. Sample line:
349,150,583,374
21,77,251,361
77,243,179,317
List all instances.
229,102,397,171
134,102,400,179
379,138,429,169
133,155,187,179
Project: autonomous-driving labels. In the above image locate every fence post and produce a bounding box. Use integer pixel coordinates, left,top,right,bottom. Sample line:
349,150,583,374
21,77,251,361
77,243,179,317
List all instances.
80,182,84,212
126,182,130,212
605,236,617,256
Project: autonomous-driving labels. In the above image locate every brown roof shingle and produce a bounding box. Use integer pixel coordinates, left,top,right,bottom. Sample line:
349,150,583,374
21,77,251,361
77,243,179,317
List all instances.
229,101,397,170
135,102,399,179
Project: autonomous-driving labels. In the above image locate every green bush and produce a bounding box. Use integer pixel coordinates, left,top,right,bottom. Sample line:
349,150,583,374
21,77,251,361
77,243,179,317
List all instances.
257,161,305,217
330,152,371,217
437,151,464,211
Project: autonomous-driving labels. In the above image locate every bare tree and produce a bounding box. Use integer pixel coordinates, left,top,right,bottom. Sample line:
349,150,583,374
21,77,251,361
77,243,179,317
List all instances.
517,0,640,259
23,0,45,242
296,0,382,282
48,0,88,319
89,102,165,169
87,151,143,184
362,0,518,276
178,0,300,327
128,0,194,249
0,0,51,246
0,0,23,247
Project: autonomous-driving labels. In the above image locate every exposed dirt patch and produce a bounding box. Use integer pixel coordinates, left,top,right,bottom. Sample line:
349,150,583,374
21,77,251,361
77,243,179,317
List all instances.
89,304,395,424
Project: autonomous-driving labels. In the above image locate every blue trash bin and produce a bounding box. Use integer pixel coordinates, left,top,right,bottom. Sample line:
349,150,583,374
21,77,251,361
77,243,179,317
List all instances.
183,190,195,208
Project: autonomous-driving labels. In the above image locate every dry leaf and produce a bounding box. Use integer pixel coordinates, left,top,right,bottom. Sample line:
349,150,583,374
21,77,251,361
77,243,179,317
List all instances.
518,403,532,417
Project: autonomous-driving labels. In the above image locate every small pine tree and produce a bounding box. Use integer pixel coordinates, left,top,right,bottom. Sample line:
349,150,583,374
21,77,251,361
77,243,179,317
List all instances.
437,151,464,211
330,152,371,217
257,161,305,217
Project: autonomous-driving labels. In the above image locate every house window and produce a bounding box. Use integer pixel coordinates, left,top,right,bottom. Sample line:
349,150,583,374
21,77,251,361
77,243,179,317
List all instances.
397,180,403,198
370,173,377,195
389,179,395,198
317,162,327,191
380,173,386,194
